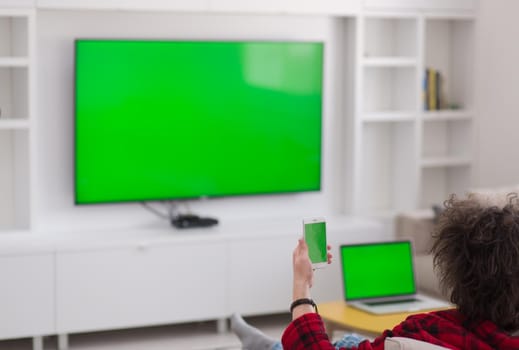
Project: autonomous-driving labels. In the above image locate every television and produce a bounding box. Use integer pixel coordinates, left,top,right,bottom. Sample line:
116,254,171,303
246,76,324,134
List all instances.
75,39,324,204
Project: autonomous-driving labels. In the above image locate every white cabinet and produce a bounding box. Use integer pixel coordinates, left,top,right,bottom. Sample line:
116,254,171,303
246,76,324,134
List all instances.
56,240,227,333
0,253,54,339
52,217,385,336
228,235,295,316
352,13,475,215
0,9,34,231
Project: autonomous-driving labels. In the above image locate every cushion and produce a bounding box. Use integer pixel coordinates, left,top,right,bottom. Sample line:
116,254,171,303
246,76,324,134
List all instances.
413,254,443,299
394,209,435,255
384,337,450,350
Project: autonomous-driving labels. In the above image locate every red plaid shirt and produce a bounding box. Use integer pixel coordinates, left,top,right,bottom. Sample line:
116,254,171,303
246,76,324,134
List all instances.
281,309,519,350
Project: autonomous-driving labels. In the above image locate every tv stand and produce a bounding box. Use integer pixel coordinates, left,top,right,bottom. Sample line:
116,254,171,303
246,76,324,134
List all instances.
0,216,388,350
170,214,219,228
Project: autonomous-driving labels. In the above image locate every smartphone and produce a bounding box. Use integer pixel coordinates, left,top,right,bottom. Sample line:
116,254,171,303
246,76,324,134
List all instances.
303,217,327,269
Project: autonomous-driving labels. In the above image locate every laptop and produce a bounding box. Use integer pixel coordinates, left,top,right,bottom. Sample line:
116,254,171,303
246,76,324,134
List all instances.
339,240,451,315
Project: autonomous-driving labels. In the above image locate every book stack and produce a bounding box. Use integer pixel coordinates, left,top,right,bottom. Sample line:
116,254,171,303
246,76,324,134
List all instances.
423,68,443,110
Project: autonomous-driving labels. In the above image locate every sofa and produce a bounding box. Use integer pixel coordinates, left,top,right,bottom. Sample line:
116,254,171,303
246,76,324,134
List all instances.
395,209,443,299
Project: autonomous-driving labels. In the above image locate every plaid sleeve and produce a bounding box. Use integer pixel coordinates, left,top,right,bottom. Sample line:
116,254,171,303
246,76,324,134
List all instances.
282,309,519,350
281,313,336,350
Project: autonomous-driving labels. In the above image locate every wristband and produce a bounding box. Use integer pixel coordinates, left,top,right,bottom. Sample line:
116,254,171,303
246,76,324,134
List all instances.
290,298,318,314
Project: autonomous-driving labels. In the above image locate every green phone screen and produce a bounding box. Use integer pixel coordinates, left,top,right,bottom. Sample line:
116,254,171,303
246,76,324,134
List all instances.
305,222,327,263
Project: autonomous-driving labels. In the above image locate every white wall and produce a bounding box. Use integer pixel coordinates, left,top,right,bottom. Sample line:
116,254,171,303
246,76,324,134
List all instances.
35,10,353,232
475,0,519,188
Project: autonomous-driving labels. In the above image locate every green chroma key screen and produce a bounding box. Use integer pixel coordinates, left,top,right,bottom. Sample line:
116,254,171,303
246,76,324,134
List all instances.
75,40,324,204
305,222,327,263
340,241,416,300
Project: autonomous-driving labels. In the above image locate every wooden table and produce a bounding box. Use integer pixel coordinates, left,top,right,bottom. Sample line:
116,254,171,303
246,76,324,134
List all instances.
318,300,448,337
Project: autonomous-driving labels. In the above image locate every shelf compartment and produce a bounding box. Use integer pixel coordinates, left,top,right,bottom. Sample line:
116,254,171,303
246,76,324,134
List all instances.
359,121,417,213
422,118,472,160
0,57,29,67
424,18,474,111
0,129,30,231
363,66,417,113
0,66,29,120
0,15,28,58
0,119,29,130
364,17,418,59
420,166,471,209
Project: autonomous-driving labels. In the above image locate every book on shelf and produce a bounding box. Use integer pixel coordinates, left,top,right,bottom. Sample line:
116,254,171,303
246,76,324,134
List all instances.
423,68,443,111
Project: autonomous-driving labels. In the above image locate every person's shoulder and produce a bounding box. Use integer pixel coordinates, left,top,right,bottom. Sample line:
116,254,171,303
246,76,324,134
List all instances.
403,308,462,327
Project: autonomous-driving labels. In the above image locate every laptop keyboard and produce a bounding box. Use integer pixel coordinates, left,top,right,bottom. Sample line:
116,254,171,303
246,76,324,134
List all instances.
364,298,419,306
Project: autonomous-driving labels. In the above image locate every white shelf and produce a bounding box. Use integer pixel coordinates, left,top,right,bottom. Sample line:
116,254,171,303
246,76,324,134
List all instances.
362,111,416,122
37,0,208,11
0,2,480,345
421,157,471,168
0,7,34,14
0,9,33,232
354,12,475,215
0,119,30,129
363,57,417,67
0,57,29,67
364,0,476,12
36,0,362,14
422,110,472,121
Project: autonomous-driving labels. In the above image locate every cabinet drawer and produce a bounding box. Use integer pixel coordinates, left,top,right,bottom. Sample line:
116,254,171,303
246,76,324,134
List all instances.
0,254,54,339
228,236,295,315
56,242,227,333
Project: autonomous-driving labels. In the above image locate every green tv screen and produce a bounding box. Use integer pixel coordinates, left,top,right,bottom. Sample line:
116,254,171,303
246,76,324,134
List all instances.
75,40,324,204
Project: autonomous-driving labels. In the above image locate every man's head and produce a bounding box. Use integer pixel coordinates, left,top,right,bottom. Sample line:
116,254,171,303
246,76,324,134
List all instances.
432,193,519,331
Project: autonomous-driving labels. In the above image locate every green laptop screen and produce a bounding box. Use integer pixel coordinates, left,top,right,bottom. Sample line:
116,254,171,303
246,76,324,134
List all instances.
340,241,416,300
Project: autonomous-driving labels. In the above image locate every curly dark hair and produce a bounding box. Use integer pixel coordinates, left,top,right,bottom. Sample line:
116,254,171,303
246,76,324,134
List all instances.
432,193,519,331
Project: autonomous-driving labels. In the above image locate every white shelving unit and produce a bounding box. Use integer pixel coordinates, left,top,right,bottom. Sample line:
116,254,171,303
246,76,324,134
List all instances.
0,9,34,232
418,16,474,209
0,1,478,348
353,10,476,215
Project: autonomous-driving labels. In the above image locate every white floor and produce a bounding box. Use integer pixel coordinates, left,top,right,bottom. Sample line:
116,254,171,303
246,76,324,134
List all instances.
0,314,291,350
